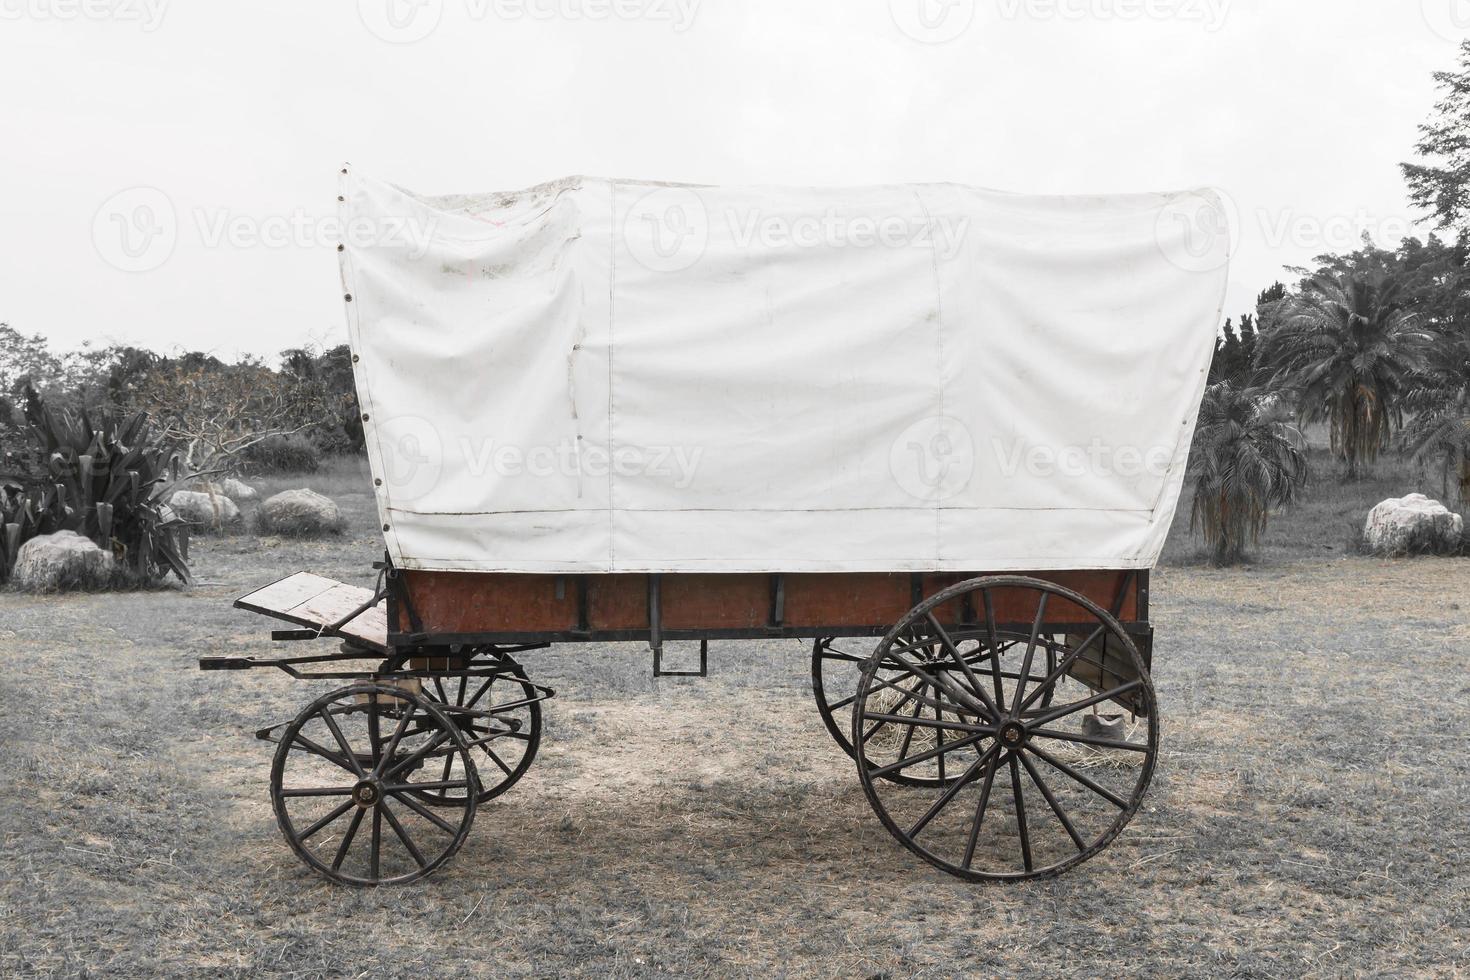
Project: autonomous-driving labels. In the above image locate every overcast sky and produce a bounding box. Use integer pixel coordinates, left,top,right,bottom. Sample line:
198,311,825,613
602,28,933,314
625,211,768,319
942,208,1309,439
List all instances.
1,0,1462,360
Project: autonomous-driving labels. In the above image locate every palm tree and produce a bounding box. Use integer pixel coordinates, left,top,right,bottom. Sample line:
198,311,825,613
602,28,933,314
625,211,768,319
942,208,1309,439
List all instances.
1188,382,1309,564
1260,273,1436,477
1405,322,1470,504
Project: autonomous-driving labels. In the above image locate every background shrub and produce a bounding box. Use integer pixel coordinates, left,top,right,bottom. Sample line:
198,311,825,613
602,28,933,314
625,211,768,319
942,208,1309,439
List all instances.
241,433,322,474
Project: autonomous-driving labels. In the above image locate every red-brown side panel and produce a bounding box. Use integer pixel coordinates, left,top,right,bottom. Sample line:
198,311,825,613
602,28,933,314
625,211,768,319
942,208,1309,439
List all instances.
396,569,1140,637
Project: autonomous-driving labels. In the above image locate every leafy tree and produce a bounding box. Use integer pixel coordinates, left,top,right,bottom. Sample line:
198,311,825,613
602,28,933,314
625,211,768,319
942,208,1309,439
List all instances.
122,355,325,476
1403,39,1470,235
278,344,364,454
1259,273,1437,477
1404,322,1470,503
1188,382,1309,564
1209,318,1243,384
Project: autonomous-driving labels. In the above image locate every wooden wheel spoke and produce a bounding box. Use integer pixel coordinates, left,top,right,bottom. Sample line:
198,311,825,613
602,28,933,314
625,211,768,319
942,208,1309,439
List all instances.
1017,624,1107,714
818,648,867,665
906,743,1000,839
297,798,356,842
279,785,355,798
1030,727,1147,753
860,677,926,744
381,729,451,782
331,807,365,871
981,590,1008,711
1030,680,1143,729
380,800,427,869
859,712,991,736
923,612,1000,721
370,804,382,880
867,672,979,720
373,701,417,778
881,650,991,720
289,733,358,775
895,683,927,763
383,779,470,793
316,708,366,777
1019,752,1087,852
388,790,462,835
1011,594,1049,714
462,678,496,713
1008,754,1033,872
962,750,1004,870
482,746,514,777
1029,744,1129,810
867,731,990,779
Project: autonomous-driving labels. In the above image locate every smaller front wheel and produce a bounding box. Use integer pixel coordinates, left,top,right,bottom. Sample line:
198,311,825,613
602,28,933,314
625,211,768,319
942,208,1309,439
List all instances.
270,683,480,886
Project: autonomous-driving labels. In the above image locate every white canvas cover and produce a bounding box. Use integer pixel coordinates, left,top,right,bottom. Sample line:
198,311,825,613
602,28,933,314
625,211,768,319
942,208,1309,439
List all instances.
337,169,1230,574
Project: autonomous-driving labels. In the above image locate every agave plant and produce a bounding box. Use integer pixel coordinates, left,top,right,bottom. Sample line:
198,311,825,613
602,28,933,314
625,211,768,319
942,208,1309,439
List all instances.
1188,382,1310,564
0,390,190,585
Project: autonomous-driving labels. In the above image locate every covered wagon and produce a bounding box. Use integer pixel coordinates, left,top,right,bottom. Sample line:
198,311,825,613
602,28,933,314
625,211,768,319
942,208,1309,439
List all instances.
203,168,1229,885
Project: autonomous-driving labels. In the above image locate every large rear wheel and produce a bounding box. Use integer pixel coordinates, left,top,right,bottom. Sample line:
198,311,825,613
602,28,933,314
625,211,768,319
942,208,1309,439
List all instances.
854,576,1158,881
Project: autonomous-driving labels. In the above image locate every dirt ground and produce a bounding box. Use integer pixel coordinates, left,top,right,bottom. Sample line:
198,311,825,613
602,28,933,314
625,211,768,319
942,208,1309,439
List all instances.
2,466,1468,977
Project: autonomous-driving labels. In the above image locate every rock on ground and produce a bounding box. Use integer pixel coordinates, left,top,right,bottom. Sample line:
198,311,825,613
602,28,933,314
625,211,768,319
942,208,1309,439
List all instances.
256,488,344,537
1364,494,1464,556
221,477,258,502
12,530,114,591
169,489,243,530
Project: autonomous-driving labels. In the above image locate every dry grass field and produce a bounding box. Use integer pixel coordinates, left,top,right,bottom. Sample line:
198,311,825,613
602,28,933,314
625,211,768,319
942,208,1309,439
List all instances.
2,457,1468,977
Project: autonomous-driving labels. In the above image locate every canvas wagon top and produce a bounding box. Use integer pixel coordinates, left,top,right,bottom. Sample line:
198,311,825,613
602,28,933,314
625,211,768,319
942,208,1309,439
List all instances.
337,169,1230,575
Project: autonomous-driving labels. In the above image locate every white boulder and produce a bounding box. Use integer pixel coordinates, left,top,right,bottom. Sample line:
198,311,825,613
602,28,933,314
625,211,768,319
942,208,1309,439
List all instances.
1364,494,1464,556
221,477,258,503
169,489,243,530
12,530,114,591
256,488,344,537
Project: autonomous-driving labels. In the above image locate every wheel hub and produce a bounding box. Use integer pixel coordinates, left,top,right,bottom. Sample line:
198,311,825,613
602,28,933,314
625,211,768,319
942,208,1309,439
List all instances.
999,721,1028,748
352,779,381,808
